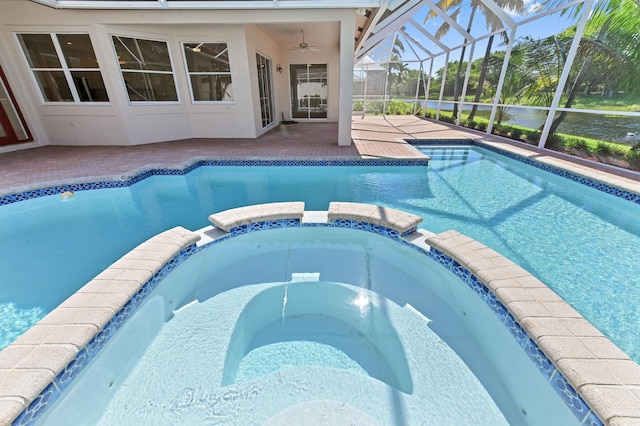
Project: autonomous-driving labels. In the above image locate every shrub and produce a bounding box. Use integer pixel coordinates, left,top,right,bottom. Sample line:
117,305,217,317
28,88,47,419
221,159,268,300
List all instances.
360,100,384,114
526,131,541,143
565,137,588,152
612,146,627,156
464,119,477,130
624,150,640,169
509,128,523,140
594,142,612,156
492,124,507,136
352,101,364,112
546,134,563,148
385,100,415,115
438,114,455,124
477,121,488,131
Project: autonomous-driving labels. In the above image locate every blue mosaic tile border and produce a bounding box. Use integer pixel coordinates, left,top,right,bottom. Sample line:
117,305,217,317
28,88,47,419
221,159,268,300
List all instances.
192,159,430,168
0,158,429,207
14,219,602,425
428,248,603,426
12,243,198,426
228,218,302,236
412,139,640,205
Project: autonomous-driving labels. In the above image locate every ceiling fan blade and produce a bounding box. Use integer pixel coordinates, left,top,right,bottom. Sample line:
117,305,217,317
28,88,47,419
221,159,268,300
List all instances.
286,31,319,52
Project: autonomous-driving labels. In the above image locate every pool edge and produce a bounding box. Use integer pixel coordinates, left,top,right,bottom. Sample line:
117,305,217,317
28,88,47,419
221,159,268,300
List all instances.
426,230,640,426
2,204,638,425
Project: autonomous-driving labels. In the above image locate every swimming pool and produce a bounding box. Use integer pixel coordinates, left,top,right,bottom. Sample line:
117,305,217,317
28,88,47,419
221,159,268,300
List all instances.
36,226,579,425
1,144,639,365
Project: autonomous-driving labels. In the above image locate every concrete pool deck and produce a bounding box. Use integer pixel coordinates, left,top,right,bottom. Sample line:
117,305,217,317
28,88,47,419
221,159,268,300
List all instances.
1,115,640,425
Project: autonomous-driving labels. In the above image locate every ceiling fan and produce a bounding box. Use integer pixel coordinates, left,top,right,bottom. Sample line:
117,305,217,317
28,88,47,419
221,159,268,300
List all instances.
288,30,320,53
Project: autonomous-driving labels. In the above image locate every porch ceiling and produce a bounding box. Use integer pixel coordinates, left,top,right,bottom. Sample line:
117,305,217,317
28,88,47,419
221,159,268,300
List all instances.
255,22,342,53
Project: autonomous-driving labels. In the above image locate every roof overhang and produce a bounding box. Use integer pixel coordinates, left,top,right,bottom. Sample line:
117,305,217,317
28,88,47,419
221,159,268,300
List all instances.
29,0,382,9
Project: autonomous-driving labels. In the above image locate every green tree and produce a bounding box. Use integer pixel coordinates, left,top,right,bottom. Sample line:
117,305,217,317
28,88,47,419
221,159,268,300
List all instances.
538,0,640,135
387,56,409,96
384,34,409,99
427,0,526,119
492,47,531,124
519,35,568,111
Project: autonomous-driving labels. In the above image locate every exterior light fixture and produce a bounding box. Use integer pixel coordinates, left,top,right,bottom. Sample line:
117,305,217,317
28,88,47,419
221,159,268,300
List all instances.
277,64,282,73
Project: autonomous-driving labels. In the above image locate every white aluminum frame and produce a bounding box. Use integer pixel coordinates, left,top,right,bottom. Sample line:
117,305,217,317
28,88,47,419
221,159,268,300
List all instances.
111,34,181,105
16,32,110,105
181,41,236,105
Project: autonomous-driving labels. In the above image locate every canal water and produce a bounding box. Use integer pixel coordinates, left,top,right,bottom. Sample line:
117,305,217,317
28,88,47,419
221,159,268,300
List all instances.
426,101,640,145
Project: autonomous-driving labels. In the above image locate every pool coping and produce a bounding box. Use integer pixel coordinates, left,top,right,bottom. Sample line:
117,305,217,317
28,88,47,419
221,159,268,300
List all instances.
2,203,639,425
426,230,640,426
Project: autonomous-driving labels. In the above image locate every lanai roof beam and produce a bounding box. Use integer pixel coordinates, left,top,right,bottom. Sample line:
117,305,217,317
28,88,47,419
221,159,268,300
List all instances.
421,0,474,43
356,0,423,60
355,1,391,58
399,29,433,58
35,0,384,9
476,0,516,30
407,17,448,52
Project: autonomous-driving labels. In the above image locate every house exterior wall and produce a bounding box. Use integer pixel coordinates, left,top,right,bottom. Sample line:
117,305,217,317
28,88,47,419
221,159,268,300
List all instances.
0,1,353,148
244,24,285,138
280,30,341,123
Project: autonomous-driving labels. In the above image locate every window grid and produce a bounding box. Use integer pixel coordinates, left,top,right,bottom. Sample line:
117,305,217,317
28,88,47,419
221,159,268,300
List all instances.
51,35,81,102
182,42,234,103
18,33,109,104
112,35,179,103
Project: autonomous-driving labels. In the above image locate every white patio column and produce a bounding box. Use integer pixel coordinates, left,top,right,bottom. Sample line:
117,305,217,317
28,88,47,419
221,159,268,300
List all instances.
338,14,356,146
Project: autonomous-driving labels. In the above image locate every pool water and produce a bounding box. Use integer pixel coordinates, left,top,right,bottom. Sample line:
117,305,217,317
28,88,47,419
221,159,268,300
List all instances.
1,146,639,363
39,228,577,425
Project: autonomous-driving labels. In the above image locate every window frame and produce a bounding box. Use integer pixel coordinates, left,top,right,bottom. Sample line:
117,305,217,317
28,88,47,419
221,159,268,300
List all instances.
256,51,275,128
181,41,235,104
111,34,181,105
16,32,110,105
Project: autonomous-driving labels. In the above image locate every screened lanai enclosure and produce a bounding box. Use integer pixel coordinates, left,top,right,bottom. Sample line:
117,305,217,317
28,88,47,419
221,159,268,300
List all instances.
352,0,640,170
1,0,638,169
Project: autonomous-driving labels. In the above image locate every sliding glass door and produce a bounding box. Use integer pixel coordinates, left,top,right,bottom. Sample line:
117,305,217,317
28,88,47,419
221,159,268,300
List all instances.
290,64,327,119
256,53,275,128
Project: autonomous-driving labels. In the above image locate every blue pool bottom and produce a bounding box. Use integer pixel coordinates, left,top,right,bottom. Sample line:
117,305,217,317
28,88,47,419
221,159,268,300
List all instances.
35,226,584,425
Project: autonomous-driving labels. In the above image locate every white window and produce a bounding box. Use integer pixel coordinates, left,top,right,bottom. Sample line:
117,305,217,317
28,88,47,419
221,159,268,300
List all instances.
17,33,109,103
183,43,233,102
112,36,178,103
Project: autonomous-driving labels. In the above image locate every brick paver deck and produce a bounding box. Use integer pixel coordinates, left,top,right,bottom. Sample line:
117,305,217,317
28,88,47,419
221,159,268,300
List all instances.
1,115,638,195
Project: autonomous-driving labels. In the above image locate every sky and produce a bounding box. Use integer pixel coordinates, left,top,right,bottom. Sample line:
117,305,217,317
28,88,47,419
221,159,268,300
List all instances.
367,0,580,71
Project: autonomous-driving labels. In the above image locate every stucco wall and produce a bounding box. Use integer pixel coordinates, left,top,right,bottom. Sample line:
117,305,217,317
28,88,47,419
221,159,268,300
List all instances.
0,2,352,147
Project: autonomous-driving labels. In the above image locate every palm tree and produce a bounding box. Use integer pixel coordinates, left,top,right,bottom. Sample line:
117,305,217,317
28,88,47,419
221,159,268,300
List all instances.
388,58,409,96
426,0,526,119
383,34,407,109
519,35,568,111
487,47,530,124
538,0,640,135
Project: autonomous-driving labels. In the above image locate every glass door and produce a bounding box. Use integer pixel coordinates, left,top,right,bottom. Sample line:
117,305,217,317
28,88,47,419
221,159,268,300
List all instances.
290,64,327,119
0,66,31,146
256,53,275,128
